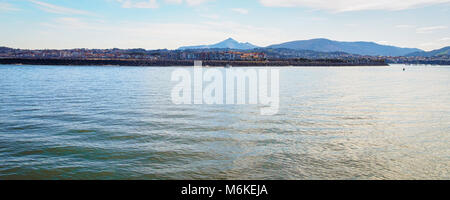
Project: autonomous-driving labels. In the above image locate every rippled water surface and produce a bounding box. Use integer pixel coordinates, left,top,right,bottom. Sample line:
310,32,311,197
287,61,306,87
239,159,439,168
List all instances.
0,64,449,180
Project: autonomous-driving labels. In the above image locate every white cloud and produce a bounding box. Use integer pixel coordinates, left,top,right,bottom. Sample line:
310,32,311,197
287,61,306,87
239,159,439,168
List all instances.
419,42,436,47
181,0,212,6
164,0,183,4
0,2,20,12
396,25,415,28
345,23,358,27
199,14,220,19
34,17,283,49
416,38,450,50
259,0,450,12
231,8,249,14
29,0,93,15
416,25,448,34
47,17,93,29
116,0,159,8
117,0,211,8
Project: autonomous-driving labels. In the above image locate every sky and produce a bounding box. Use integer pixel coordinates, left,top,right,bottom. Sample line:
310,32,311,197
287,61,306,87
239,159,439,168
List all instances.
0,0,449,51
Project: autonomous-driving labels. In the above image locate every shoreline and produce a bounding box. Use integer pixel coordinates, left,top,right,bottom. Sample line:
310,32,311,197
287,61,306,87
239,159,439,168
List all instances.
0,58,388,67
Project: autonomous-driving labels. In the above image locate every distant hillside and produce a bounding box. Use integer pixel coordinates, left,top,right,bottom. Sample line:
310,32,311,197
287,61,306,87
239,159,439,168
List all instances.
406,46,450,57
179,38,259,50
267,38,422,56
0,47,13,52
255,48,352,59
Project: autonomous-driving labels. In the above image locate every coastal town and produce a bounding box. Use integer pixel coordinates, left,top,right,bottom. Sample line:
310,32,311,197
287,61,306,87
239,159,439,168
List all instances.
0,46,448,66
0,47,267,61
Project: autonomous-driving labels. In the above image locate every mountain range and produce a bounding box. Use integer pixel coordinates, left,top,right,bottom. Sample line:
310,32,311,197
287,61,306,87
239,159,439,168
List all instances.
178,38,259,50
406,46,450,57
267,38,423,56
179,38,430,57
3,38,448,57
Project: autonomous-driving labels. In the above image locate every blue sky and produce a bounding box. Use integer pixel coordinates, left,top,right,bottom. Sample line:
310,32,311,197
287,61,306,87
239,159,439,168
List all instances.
0,0,449,50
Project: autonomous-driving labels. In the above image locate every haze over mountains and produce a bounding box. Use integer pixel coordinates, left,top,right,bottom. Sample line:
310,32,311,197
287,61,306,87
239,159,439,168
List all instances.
267,38,423,57
3,38,448,58
179,38,428,57
406,46,450,57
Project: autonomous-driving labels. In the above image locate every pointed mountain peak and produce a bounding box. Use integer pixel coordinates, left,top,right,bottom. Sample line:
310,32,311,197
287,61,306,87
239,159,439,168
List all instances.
225,37,236,41
179,38,259,50
221,38,239,43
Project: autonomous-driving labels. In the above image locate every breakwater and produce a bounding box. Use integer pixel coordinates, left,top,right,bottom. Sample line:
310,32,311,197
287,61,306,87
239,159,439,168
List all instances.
0,58,387,66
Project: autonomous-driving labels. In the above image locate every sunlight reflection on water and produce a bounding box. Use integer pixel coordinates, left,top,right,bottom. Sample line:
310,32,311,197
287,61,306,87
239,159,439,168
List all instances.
0,64,449,180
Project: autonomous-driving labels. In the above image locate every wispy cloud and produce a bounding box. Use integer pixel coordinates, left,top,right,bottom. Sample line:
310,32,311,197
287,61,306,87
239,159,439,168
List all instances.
199,13,220,19
172,0,212,6
416,25,447,34
47,17,93,29
418,42,436,47
231,8,249,14
29,0,93,15
345,23,358,27
0,2,20,12
117,0,211,8
259,0,450,12
36,17,282,49
116,0,159,8
395,24,415,28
